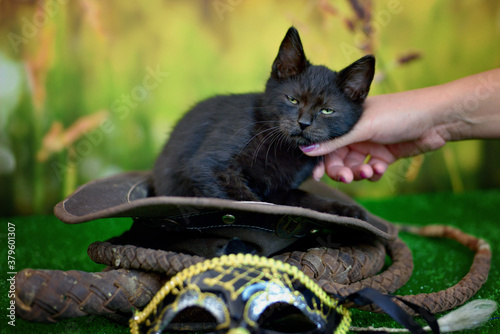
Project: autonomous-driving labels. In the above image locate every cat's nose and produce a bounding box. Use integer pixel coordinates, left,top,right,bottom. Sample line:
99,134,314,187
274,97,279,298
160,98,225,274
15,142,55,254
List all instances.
298,119,311,130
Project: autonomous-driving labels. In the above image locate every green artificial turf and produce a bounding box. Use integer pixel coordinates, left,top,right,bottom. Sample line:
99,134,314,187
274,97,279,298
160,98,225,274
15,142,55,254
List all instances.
1,190,499,333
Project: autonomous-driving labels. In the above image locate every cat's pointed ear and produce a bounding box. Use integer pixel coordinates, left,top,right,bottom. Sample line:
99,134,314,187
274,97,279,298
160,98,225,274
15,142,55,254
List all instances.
271,27,309,80
337,55,375,103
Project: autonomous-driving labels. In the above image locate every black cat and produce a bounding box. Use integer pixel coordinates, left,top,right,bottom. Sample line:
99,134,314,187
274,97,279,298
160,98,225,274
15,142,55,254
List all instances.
153,27,375,220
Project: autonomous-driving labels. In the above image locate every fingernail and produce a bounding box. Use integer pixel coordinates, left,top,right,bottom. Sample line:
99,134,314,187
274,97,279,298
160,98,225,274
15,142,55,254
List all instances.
299,144,317,153
360,171,367,179
339,176,347,183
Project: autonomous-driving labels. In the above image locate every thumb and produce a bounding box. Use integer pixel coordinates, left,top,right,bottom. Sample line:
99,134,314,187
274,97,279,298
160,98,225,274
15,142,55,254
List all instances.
300,129,362,156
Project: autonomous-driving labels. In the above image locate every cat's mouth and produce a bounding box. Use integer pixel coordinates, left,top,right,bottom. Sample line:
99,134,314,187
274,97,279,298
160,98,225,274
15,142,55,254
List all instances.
289,131,317,146
280,128,310,146
281,121,326,146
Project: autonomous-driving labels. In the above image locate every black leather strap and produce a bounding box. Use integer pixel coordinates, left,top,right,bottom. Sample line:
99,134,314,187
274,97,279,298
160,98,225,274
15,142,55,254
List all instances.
339,287,439,334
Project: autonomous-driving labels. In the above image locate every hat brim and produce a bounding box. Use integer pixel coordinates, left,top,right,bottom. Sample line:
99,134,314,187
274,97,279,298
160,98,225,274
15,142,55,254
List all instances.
54,171,397,241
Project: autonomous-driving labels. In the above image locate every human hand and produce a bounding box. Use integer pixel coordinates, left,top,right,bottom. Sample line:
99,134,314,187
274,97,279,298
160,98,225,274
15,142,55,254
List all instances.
307,142,397,183
302,69,500,183
302,92,448,183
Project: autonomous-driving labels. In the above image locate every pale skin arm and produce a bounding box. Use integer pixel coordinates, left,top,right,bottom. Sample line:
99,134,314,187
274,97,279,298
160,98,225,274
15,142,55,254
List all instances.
300,68,500,183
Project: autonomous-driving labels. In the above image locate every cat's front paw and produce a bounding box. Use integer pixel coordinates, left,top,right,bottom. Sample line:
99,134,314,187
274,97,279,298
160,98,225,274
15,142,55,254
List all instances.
328,203,368,221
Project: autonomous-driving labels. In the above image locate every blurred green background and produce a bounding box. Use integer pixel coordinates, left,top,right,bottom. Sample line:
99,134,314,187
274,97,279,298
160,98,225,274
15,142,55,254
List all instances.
0,0,499,216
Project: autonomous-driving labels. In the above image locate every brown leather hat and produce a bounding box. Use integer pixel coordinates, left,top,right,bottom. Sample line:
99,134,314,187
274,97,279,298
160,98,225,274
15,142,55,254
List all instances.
54,171,397,244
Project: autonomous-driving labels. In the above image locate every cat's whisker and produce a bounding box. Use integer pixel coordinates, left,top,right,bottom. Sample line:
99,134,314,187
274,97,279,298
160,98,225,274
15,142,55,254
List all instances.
265,131,283,167
237,126,281,160
272,133,282,160
236,125,279,149
252,128,281,166
249,129,272,163
275,132,289,159
231,120,278,139
254,128,281,158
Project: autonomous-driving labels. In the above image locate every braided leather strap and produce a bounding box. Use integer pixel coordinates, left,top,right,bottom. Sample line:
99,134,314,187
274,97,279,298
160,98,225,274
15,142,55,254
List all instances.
327,225,492,314
88,240,392,287
392,225,492,315
16,241,389,323
87,239,411,313
87,242,206,275
15,268,162,323
318,237,413,307
272,240,387,284
15,225,490,322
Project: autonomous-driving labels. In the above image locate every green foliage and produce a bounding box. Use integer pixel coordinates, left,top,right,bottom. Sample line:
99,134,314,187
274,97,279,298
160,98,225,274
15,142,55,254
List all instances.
0,0,499,215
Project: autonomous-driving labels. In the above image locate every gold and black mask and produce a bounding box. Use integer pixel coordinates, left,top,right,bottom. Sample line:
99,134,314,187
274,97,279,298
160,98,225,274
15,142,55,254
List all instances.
130,254,351,334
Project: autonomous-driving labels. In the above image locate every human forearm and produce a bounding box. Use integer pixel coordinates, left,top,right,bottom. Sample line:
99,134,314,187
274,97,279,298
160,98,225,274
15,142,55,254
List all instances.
433,68,500,141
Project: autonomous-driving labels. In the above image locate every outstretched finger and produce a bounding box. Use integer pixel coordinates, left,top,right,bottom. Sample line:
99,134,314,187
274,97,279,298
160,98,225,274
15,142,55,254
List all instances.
325,165,354,183
340,150,372,180
350,164,374,180
365,158,388,181
322,149,355,183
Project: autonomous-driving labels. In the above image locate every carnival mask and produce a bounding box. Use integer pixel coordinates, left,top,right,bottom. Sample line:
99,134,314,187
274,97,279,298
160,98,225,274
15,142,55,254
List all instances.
130,254,351,334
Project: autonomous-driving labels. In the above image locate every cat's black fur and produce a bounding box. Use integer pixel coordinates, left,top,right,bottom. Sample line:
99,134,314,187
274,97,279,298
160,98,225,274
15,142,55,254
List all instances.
153,27,375,219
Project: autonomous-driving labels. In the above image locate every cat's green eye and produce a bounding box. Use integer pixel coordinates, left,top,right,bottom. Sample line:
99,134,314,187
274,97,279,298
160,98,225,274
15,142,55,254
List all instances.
320,109,335,115
287,95,298,105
